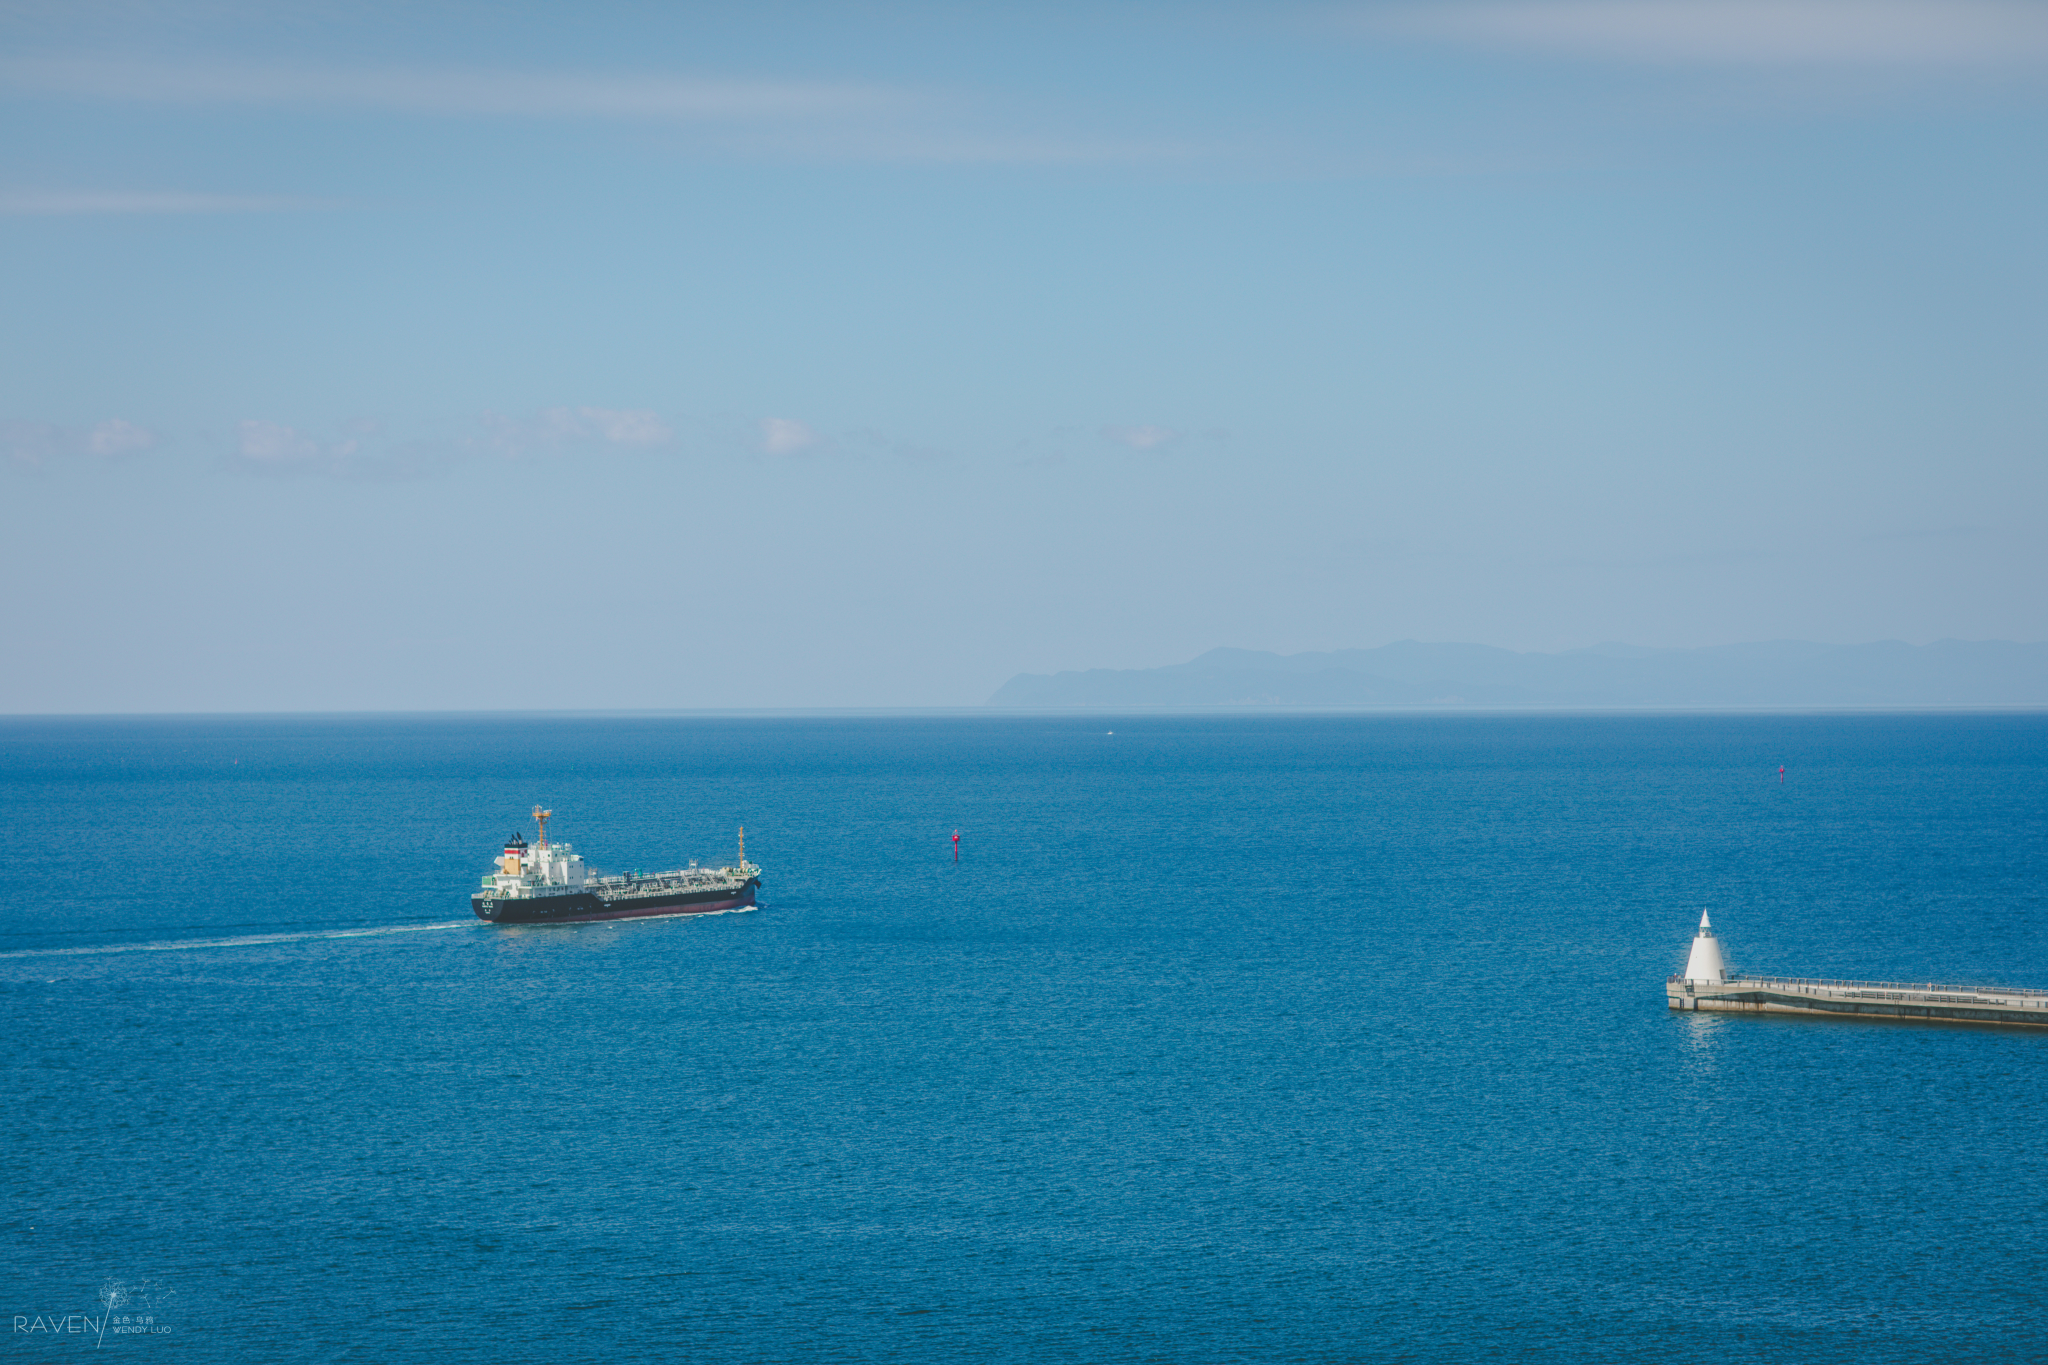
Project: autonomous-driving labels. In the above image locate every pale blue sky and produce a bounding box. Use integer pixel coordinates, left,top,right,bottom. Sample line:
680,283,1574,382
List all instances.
4,0,2045,710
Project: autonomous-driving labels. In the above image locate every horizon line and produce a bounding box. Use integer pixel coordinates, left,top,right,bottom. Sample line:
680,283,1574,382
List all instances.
5,703,2048,721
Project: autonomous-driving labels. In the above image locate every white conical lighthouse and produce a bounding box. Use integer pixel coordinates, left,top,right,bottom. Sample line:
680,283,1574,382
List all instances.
1683,910,1727,983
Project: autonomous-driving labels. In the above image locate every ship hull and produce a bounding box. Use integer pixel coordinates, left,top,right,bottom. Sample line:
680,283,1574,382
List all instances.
473,878,758,925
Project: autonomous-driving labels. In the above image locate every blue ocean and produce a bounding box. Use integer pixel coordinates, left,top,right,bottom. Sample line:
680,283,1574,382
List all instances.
3,713,2045,1363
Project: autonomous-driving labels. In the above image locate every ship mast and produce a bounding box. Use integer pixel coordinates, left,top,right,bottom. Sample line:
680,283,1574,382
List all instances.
533,805,552,850
738,826,745,865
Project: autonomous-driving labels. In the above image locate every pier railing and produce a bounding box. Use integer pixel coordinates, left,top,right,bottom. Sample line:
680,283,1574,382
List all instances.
1668,973,2048,999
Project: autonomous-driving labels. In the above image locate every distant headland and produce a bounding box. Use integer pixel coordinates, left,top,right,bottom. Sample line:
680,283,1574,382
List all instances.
987,640,2048,710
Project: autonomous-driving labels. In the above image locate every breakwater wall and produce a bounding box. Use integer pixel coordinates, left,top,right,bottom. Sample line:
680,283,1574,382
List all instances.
1668,974,2048,1028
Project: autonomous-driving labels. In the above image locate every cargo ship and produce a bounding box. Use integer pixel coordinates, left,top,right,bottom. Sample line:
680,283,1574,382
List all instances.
472,807,761,925
1667,912,2048,1027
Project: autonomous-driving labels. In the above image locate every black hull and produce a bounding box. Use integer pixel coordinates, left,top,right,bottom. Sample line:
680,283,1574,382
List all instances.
473,878,759,925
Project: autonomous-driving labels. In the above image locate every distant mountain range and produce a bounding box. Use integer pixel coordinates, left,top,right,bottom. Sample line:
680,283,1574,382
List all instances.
988,640,2048,709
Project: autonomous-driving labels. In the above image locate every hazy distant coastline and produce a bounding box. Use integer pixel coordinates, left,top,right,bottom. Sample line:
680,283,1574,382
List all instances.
988,640,2048,709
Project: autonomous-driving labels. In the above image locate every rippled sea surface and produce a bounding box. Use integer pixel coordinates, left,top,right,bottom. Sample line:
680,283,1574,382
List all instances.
3,713,2045,1363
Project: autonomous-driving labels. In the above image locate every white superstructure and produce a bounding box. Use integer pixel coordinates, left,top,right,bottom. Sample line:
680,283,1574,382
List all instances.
486,823,588,898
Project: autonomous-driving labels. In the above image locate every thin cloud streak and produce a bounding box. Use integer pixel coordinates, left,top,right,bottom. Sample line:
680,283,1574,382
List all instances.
222,408,676,479
0,57,1203,166
1101,424,1179,450
0,188,337,215
1370,0,2048,66
0,57,906,121
703,126,1206,166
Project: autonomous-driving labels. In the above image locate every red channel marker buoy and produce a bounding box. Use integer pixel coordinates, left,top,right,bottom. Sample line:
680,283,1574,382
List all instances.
953,829,960,863
1779,766,1785,784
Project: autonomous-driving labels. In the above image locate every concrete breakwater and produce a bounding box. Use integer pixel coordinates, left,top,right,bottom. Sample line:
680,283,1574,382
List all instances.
1666,913,2048,1028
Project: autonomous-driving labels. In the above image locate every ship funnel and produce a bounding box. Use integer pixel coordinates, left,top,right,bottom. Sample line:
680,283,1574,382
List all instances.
1683,909,1726,983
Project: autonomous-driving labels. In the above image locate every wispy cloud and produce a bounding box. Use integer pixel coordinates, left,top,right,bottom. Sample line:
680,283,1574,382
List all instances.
3,418,157,469
0,57,904,121
229,418,453,478
475,407,675,457
758,417,820,455
1101,424,1179,450
0,188,334,215
562,407,673,446
219,407,677,477
231,418,358,474
1370,0,2048,66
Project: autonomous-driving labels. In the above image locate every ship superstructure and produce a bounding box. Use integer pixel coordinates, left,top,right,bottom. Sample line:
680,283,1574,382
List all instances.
472,807,760,925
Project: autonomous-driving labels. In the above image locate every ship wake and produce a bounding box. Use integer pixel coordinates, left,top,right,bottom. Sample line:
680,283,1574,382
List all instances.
0,920,480,960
